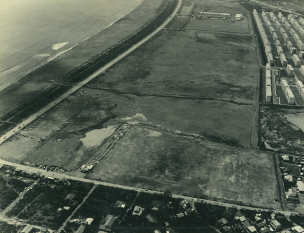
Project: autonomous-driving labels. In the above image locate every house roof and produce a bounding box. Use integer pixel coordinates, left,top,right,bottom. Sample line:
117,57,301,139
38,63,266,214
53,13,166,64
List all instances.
66,193,76,200
218,218,228,225
248,226,257,232
86,218,94,225
242,220,251,228
297,181,304,192
292,225,304,233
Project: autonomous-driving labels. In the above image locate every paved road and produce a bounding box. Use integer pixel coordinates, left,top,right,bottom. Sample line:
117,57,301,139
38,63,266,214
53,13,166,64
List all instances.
250,0,303,16
0,0,182,145
0,159,302,217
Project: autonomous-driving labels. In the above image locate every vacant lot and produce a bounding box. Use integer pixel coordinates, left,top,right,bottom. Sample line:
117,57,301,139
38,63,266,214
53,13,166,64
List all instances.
88,16,258,146
260,106,304,156
87,125,280,209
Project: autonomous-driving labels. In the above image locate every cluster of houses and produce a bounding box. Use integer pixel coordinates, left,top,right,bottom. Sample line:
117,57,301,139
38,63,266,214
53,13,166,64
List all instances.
280,155,304,203
215,211,304,233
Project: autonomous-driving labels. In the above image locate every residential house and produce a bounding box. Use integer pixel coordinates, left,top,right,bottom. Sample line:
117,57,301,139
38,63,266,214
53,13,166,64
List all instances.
270,219,281,231
99,215,117,231
217,218,229,226
132,206,144,216
247,226,257,233
291,225,304,233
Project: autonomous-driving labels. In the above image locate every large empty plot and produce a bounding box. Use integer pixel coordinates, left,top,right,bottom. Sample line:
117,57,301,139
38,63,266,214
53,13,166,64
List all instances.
89,20,258,146
87,125,280,210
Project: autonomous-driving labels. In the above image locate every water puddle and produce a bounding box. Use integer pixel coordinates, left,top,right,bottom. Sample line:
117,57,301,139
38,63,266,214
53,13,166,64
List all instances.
52,42,69,50
264,141,276,151
147,130,162,137
122,113,147,125
285,113,304,132
80,125,117,148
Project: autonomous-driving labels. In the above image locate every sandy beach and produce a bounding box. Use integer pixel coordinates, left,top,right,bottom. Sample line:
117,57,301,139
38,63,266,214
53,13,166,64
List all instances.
0,0,142,87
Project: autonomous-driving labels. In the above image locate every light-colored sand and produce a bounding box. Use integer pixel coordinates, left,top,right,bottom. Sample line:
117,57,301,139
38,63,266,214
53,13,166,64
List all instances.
285,113,304,132
80,125,117,148
0,0,143,86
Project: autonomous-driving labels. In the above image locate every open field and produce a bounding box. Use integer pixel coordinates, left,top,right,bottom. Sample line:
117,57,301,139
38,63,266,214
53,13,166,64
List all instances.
0,0,273,211
260,106,304,156
86,125,280,210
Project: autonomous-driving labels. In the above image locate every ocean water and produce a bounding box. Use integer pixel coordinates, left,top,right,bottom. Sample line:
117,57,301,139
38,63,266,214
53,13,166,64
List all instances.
0,0,141,78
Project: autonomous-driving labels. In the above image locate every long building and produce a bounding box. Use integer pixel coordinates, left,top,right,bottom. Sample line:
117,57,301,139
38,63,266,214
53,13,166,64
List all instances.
267,53,274,65
292,54,301,67
286,64,294,76
281,79,295,104
295,76,304,100
277,45,284,55
266,85,272,103
300,65,304,75
280,53,287,66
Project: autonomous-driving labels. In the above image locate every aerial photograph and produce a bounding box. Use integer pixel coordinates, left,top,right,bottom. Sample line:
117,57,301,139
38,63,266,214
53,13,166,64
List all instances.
0,0,304,232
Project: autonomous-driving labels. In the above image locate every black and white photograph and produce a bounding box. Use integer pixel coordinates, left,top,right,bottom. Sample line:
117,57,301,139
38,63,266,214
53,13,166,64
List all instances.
0,0,304,232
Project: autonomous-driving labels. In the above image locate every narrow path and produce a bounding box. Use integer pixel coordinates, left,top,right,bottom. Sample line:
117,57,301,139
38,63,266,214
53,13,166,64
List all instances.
0,180,38,217
57,184,97,233
250,0,302,16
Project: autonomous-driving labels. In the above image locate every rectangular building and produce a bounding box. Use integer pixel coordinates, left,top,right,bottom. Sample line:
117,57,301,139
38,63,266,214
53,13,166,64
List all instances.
266,85,272,103
267,53,274,65
286,64,294,76
280,53,287,66
283,32,289,42
269,26,275,33
266,63,270,70
280,27,286,34
265,45,272,54
284,21,290,28
293,54,301,67
289,47,296,54
299,27,304,37
275,20,281,29
278,12,283,19
266,77,271,86
297,40,304,50
299,51,304,58
300,65,304,75
288,14,293,20
275,40,281,47
295,78,304,100
287,41,293,50
281,79,295,104
266,70,271,79
277,45,284,55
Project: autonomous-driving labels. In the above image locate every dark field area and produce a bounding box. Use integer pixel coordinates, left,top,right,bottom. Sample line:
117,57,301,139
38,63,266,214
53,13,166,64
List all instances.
6,180,93,229
260,106,304,156
87,125,280,210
